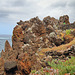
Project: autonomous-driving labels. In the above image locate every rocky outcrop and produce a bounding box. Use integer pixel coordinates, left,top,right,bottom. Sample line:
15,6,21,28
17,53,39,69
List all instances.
43,16,59,26
59,15,70,25
12,17,56,55
0,15,75,75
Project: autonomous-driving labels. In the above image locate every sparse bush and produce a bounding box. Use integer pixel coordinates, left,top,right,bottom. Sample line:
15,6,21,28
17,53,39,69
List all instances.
48,56,75,75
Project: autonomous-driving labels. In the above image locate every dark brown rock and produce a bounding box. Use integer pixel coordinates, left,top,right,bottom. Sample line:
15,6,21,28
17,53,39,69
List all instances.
4,60,17,71
46,25,55,34
17,53,31,75
43,16,58,26
59,15,70,25
70,45,75,52
17,20,24,25
12,25,24,54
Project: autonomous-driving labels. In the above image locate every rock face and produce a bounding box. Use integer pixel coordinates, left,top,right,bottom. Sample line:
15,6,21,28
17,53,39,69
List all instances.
0,15,75,75
12,17,53,54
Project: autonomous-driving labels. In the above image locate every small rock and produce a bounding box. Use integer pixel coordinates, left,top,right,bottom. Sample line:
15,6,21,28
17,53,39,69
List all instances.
4,60,17,71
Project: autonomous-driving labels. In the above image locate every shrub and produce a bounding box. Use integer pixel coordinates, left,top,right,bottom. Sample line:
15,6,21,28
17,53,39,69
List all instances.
31,70,36,73
48,56,75,75
63,22,66,24
66,29,71,35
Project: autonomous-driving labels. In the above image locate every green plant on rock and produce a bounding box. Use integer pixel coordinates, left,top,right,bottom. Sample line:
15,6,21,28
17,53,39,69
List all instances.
63,22,66,24
66,29,71,35
31,70,36,73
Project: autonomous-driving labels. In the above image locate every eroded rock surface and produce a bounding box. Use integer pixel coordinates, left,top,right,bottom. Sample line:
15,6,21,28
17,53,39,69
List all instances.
0,15,75,75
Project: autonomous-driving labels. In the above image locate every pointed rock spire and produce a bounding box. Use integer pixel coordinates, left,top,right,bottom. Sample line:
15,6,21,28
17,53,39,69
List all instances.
1,49,4,57
5,40,12,52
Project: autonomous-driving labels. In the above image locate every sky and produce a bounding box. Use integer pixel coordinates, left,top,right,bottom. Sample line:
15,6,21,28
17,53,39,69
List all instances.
0,0,75,35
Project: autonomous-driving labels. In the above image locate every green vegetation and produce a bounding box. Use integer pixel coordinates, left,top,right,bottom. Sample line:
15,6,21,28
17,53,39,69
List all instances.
63,22,66,24
66,29,71,35
48,56,75,75
31,70,36,73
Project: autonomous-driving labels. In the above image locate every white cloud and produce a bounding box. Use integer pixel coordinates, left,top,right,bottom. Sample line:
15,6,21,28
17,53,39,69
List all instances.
0,0,75,23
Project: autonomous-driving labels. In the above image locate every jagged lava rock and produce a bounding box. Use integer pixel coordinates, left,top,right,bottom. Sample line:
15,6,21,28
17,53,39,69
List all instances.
0,57,4,75
5,40,13,52
17,53,31,75
12,25,24,54
4,60,17,71
1,49,4,57
43,16,58,26
59,15,70,25
1,15,75,75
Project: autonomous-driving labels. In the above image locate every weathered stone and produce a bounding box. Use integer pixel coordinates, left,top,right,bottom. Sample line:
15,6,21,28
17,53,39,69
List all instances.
4,60,17,71
71,29,75,36
55,38,63,46
1,49,5,57
1,15,74,75
63,51,69,56
59,15,70,25
43,16,58,26
70,45,75,52
17,53,31,75
5,40,13,52
17,20,24,25
49,32,57,39
0,58,4,75
46,25,55,34
64,34,74,44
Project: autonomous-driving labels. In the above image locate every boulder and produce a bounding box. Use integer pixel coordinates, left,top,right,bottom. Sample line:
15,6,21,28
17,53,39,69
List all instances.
4,60,17,71
55,38,63,46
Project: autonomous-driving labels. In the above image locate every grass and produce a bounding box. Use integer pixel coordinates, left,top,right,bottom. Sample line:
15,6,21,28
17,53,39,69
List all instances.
48,56,75,75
